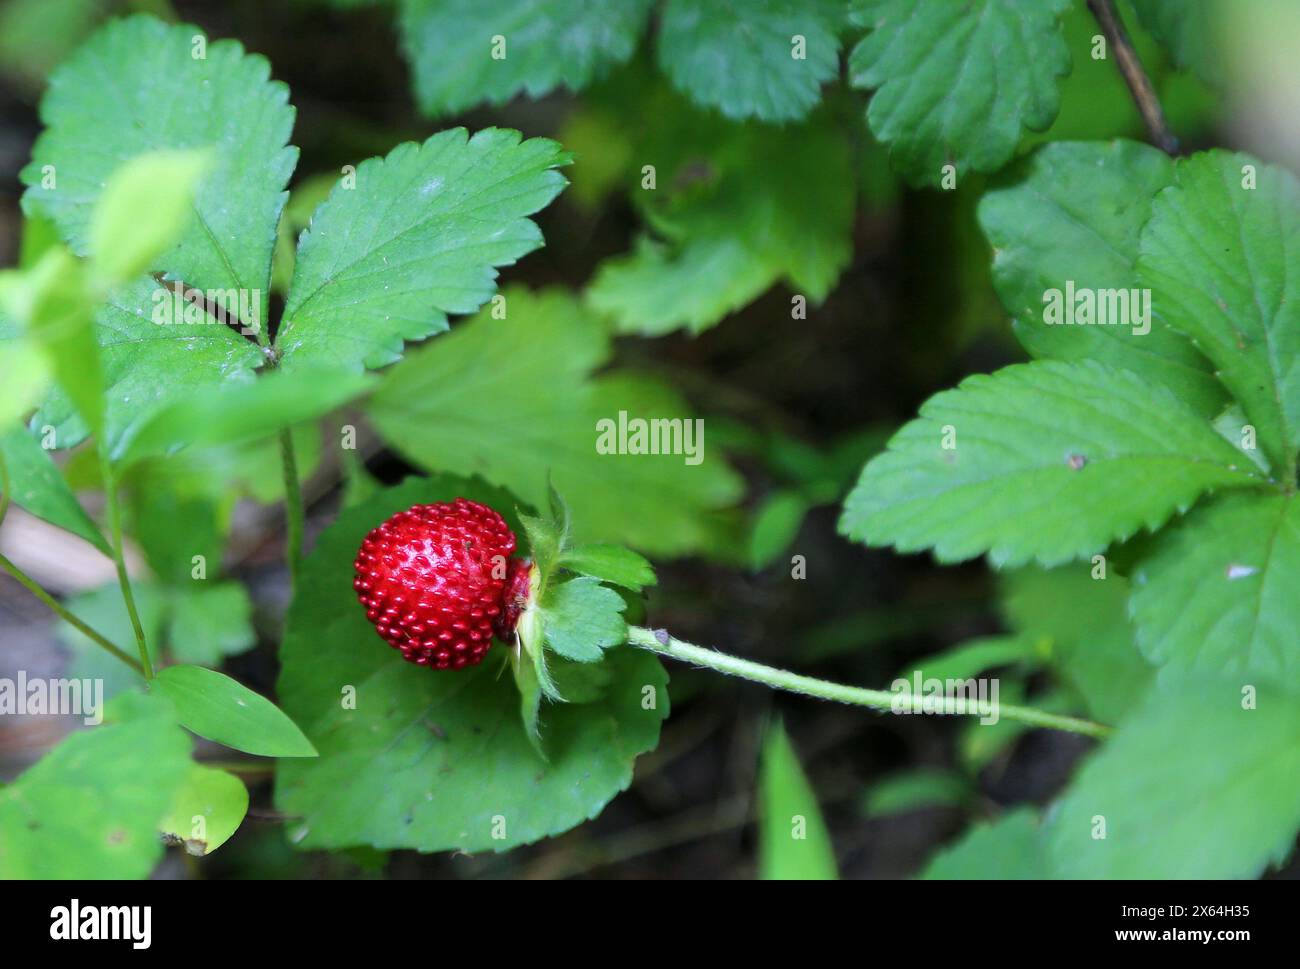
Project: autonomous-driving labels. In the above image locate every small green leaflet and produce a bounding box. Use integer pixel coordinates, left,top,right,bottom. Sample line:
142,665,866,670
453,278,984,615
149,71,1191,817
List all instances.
1130,492,1300,682
1047,677,1300,878
558,544,656,591
839,359,1263,568
657,0,843,123
398,0,653,117
849,0,1072,185
758,722,837,880
159,765,249,856
978,140,1222,417
151,664,317,758
276,128,569,372
21,15,297,327
0,424,110,554
541,576,627,663
1138,151,1300,477
1131,0,1222,87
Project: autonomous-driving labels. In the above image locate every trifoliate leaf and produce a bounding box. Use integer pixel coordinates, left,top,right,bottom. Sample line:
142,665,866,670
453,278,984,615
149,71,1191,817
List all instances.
0,694,191,878
559,544,656,591
159,765,249,856
1130,491,1300,682
29,276,265,456
1047,677,1300,878
849,0,1072,185
1138,151,1300,477
367,287,743,557
276,128,568,372
21,15,297,326
398,0,653,117
922,809,1046,879
839,359,1264,568
758,722,837,879
541,576,627,663
979,140,1221,416
0,424,110,554
586,101,853,336
657,0,843,122
275,478,669,853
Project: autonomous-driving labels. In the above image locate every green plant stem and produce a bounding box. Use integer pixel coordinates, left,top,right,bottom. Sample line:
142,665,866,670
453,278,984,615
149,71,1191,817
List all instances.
279,427,303,590
627,626,1112,740
98,447,153,679
0,551,143,675
0,449,11,528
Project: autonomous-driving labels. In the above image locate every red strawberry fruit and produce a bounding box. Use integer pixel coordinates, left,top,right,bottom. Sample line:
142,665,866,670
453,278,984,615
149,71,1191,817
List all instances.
353,498,524,670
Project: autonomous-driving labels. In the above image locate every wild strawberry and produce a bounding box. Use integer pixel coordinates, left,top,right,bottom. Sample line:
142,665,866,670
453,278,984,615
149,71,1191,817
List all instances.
352,498,521,670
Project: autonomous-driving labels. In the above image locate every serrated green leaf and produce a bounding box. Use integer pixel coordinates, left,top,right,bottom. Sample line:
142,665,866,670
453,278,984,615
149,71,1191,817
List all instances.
167,582,256,667
979,140,1221,415
28,275,265,456
922,809,1046,879
275,478,669,853
0,424,110,554
759,722,837,880
1130,491,1300,681
658,0,842,122
1047,677,1300,878
559,544,656,591
849,0,1072,185
0,695,191,878
1138,150,1300,476
839,359,1263,567
89,149,211,286
367,287,742,557
398,0,652,116
587,110,853,336
541,576,627,663
22,15,297,326
152,665,316,758
277,128,568,372
159,765,249,856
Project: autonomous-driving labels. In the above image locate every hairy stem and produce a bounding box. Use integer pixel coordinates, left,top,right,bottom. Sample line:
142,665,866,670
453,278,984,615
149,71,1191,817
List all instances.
0,551,144,674
279,427,304,590
1087,0,1178,154
99,447,154,679
627,626,1112,740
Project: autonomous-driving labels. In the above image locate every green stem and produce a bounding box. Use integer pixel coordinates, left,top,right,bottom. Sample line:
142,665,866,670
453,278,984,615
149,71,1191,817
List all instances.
0,448,10,528
279,427,303,591
98,447,154,679
0,551,144,674
627,626,1112,740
